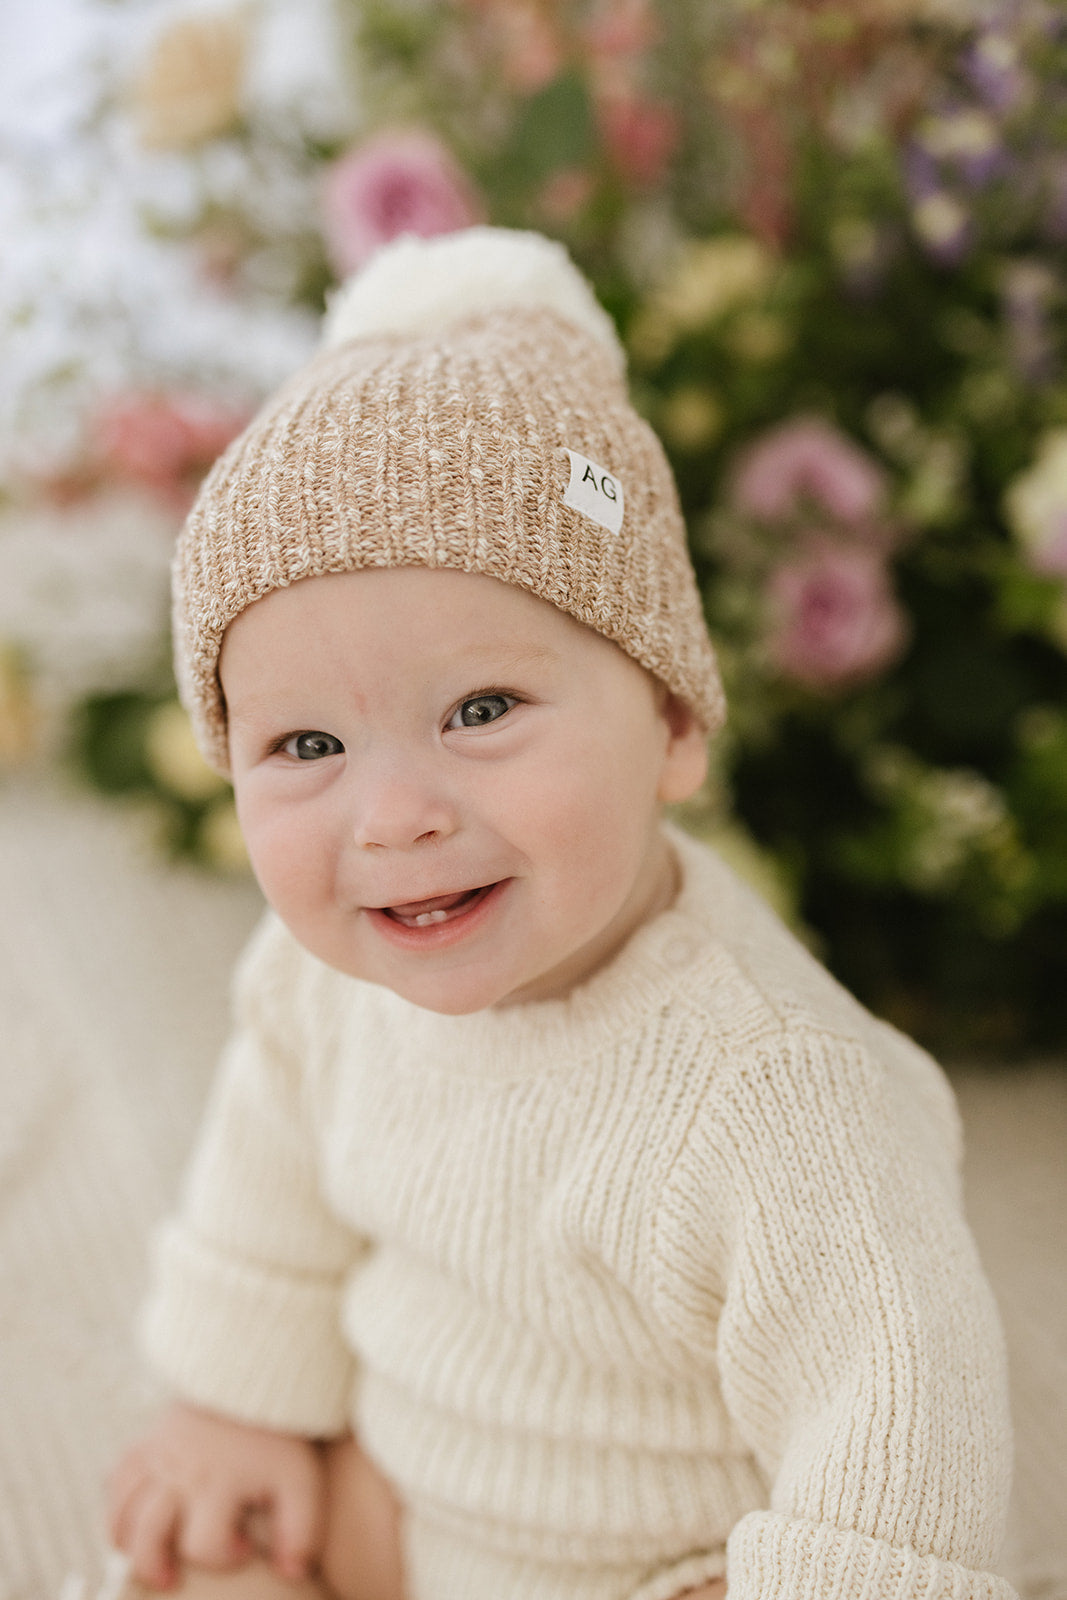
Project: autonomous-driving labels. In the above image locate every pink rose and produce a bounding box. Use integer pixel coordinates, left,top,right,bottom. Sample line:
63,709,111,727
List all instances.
93,391,248,501
765,544,909,689
492,3,564,90
583,0,657,62
453,0,562,91
731,416,888,526
322,131,485,277
598,94,679,188
537,167,595,224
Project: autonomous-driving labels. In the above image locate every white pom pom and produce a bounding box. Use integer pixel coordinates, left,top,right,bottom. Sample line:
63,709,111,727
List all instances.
321,227,626,373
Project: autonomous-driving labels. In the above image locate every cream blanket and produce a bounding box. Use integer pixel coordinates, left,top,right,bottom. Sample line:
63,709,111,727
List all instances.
0,779,1062,1600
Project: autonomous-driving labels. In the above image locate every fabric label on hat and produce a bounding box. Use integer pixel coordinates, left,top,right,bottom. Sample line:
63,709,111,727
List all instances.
563,449,625,536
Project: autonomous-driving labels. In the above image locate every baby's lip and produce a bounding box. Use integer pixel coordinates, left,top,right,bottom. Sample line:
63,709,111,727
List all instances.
366,881,506,935
384,887,480,918
369,882,501,921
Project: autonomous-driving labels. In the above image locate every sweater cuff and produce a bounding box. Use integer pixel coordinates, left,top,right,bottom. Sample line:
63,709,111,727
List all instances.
628,1549,727,1600
727,1512,1017,1600
139,1222,355,1437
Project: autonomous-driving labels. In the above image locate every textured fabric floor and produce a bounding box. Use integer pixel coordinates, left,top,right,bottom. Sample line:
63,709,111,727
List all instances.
0,777,1063,1600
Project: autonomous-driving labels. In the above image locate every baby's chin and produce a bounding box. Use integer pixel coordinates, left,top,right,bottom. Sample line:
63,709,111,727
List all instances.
330,946,579,1014
363,970,537,1016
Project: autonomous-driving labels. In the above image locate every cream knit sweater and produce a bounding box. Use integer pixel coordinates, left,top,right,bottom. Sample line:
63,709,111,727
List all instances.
141,829,1015,1600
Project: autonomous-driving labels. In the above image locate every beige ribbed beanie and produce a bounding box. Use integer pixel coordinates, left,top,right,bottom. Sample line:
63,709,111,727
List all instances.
172,227,725,772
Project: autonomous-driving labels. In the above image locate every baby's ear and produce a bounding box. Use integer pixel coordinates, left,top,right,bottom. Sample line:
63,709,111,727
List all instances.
657,691,709,804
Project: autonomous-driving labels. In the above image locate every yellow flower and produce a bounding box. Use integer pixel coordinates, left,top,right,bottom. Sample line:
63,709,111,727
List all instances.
626,308,676,367
957,369,1016,426
129,10,249,150
899,434,967,525
723,310,790,364
198,797,250,873
145,701,228,802
830,217,881,276
652,236,776,335
660,386,724,452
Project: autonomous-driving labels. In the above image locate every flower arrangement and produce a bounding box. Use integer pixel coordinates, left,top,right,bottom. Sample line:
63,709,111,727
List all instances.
4,0,1067,1054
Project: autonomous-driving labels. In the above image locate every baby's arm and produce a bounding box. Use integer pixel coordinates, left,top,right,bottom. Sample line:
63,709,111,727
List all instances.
672,1032,1014,1600
108,1402,326,1591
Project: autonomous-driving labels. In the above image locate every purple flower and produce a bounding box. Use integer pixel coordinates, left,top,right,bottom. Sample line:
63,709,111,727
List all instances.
961,31,1030,116
911,107,1008,188
1002,259,1057,385
902,140,941,205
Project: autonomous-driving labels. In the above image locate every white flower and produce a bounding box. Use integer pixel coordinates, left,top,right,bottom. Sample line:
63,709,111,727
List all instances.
0,0,319,482
0,489,177,706
1004,428,1067,577
243,0,359,144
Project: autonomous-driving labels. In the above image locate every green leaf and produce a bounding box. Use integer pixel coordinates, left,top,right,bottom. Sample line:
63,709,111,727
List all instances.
70,694,159,794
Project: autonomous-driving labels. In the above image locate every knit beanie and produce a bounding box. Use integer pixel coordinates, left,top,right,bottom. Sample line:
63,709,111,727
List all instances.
172,226,726,773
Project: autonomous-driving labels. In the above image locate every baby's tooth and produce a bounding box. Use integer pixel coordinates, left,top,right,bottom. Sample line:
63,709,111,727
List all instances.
413,908,450,926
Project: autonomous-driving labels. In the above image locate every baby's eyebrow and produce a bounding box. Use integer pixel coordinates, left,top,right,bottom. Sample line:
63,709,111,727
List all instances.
224,642,559,725
465,641,559,673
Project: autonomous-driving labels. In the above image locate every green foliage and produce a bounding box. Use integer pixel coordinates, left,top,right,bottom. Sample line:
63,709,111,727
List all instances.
485,74,595,198
73,693,162,795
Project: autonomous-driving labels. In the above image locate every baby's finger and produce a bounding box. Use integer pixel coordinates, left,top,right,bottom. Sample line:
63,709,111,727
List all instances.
108,1473,166,1564
268,1474,325,1581
181,1492,255,1570
106,1473,140,1554
105,1448,153,1543
126,1482,182,1591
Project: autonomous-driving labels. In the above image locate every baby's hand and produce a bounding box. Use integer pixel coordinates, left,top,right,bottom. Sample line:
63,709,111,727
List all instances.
107,1401,327,1591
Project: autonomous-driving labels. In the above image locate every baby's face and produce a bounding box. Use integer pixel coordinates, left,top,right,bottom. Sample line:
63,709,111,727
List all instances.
219,566,706,1013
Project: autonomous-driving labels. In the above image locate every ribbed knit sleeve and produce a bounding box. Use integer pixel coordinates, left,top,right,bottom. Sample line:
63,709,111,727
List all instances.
139,915,365,1435
653,1026,1015,1600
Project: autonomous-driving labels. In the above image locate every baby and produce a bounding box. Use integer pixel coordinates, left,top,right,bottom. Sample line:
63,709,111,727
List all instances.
107,228,1016,1600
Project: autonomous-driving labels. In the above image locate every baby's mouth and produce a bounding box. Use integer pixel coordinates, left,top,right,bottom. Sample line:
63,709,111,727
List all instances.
381,884,497,928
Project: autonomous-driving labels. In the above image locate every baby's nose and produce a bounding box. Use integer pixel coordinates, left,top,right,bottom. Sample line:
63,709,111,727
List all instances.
350,763,458,852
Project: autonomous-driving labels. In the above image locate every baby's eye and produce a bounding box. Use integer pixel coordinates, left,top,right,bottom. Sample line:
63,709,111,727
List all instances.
281,731,345,760
447,694,515,729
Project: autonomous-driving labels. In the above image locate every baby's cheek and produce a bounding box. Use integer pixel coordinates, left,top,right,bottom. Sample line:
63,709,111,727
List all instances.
535,786,640,907
240,809,321,911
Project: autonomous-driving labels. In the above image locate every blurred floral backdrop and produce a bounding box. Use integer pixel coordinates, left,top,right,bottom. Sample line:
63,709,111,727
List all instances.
3,0,1067,1055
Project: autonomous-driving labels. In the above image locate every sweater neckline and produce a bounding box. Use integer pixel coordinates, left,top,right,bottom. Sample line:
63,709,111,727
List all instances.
371,826,721,1079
